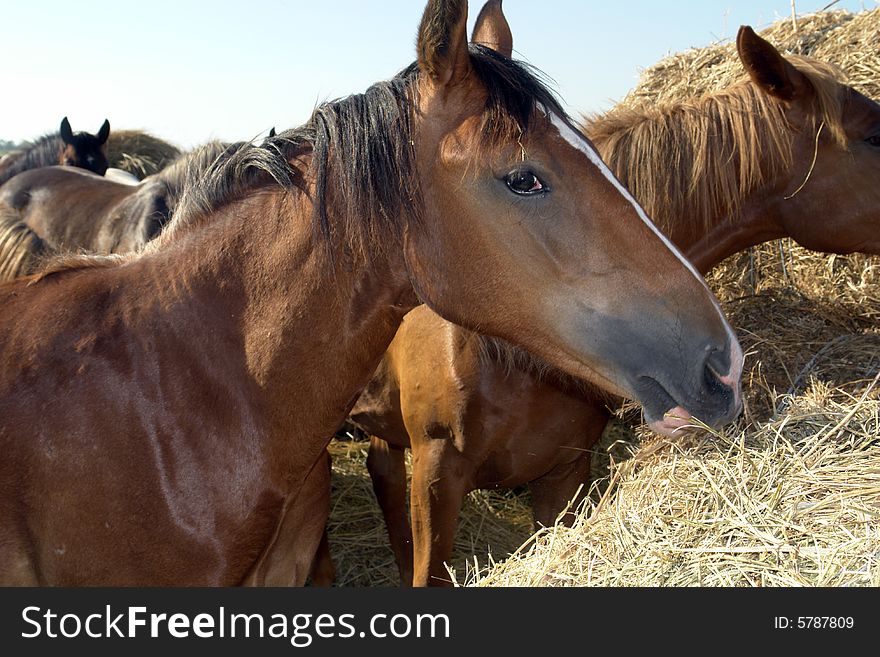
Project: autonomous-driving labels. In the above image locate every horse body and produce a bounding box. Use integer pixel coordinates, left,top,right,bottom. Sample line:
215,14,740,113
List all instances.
1,167,152,253
351,307,605,584
0,141,238,279
353,24,880,586
0,190,407,584
0,0,741,586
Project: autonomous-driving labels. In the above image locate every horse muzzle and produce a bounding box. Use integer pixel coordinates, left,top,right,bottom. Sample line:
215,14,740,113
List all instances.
638,336,744,436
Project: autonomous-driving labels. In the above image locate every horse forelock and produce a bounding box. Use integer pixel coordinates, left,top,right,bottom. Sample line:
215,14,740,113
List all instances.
467,44,568,152
584,54,849,237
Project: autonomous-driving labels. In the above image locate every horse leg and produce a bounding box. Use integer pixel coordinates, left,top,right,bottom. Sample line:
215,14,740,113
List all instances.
308,527,336,587
529,453,593,529
366,436,413,586
0,521,39,585
530,408,610,528
245,449,331,586
409,438,472,587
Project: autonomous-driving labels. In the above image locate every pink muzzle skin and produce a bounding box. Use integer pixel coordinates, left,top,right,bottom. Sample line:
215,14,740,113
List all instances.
648,345,745,437
648,406,694,436
721,338,745,411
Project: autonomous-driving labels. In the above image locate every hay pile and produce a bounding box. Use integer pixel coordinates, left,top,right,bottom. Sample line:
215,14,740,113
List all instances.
624,8,879,104
106,130,181,179
463,388,880,587
456,8,880,587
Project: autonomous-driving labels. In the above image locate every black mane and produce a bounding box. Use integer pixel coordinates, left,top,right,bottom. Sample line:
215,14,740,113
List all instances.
171,45,568,261
150,140,247,222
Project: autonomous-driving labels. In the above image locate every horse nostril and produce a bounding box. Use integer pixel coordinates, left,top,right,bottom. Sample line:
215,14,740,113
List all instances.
703,343,731,383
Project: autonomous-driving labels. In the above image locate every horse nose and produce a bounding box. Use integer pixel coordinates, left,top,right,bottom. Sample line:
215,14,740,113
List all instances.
700,339,743,426
704,343,730,382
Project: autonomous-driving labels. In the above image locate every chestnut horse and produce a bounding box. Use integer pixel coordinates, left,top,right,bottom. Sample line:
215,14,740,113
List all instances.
0,0,741,586
350,23,880,586
0,141,241,281
0,117,110,187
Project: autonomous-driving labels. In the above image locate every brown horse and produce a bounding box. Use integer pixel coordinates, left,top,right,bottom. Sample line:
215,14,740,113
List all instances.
0,0,741,586
0,141,240,279
0,117,110,187
351,23,880,586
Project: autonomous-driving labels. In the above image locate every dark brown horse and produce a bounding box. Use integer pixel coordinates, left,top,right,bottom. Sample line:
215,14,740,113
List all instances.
0,117,110,187
0,0,741,586
351,23,880,586
0,141,240,280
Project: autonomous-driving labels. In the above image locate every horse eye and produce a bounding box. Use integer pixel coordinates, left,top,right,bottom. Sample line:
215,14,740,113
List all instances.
505,169,548,196
866,134,880,149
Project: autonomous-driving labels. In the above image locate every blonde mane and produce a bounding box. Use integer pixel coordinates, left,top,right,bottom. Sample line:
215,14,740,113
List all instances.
0,204,47,283
584,55,849,235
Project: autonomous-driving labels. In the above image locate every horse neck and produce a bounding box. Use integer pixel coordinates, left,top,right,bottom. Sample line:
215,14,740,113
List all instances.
590,98,790,276
152,189,417,470
681,195,787,274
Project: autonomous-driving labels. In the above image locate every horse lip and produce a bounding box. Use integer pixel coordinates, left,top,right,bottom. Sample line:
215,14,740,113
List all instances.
649,407,695,436
637,374,735,431
636,375,680,422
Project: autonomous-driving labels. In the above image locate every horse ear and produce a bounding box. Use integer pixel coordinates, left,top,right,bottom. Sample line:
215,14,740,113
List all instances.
417,0,471,87
736,26,809,102
97,119,111,144
268,127,276,138
471,0,512,59
60,117,74,144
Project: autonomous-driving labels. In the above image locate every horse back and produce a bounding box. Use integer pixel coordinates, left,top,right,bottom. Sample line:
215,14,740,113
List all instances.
0,167,138,253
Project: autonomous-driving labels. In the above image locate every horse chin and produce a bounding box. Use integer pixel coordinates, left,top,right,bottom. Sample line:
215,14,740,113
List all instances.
647,406,694,437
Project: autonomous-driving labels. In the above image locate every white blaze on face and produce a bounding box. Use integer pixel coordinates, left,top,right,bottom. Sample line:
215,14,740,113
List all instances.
546,110,744,392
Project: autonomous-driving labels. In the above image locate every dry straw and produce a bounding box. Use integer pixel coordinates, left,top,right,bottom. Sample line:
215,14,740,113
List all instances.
461,386,880,587
106,130,181,179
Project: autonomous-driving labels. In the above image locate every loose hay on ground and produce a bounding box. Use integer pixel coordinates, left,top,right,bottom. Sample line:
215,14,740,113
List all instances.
461,387,880,587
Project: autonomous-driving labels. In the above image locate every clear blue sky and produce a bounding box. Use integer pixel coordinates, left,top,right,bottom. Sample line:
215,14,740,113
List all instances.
1,0,875,148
